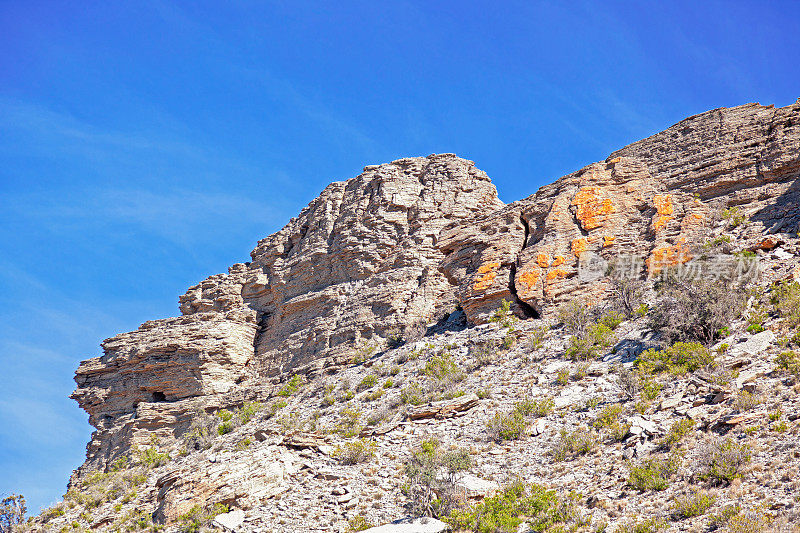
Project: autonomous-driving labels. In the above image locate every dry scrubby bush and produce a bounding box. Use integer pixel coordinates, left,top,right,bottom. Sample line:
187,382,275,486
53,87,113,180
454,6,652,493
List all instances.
550,427,598,461
177,503,229,533
446,481,587,533
402,439,471,518
672,491,715,519
696,437,751,484
0,494,26,533
333,438,377,465
649,274,746,345
627,455,680,491
607,277,646,319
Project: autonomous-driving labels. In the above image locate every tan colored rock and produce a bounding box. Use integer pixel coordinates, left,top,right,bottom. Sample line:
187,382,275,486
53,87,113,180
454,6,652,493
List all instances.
180,154,503,373
443,100,800,318
64,100,800,516
406,392,480,420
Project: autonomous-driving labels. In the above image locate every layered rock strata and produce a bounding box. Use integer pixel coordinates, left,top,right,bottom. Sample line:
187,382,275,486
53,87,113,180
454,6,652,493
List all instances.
71,99,800,482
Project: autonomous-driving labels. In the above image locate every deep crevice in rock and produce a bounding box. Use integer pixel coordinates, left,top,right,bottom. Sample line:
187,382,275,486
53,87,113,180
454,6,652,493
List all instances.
508,213,539,319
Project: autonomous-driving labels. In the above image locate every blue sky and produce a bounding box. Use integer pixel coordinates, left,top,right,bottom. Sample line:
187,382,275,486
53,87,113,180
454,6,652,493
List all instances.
1,0,799,512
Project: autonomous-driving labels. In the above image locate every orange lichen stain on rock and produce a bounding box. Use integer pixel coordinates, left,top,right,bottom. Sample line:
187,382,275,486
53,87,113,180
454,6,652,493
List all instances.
652,195,675,232
477,262,500,274
653,215,673,231
571,238,588,257
551,255,566,267
654,195,674,215
473,262,500,291
572,187,615,231
518,269,541,292
536,253,550,268
646,242,692,275
755,238,780,251
546,268,569,281
607,157,621,164
603,235,616,247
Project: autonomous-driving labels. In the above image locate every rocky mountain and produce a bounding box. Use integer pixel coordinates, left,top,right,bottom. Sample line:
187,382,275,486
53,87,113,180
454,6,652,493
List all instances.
23,99,800,532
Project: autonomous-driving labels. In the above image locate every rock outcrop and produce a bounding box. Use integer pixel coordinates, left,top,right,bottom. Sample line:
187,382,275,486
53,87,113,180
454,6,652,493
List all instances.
442,101,800,323
57,100,800,531
179,154,503,372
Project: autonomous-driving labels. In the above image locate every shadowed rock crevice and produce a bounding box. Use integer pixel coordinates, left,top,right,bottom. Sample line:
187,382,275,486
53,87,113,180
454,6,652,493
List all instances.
509,214,539,319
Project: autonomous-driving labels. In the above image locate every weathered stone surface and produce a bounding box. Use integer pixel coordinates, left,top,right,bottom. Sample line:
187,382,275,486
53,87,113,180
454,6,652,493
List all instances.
55,100,800,532
361,517,449,533
444,101,800,319
71,310,257,473
406,392,480,420
180,154,503,373
211,508,245,531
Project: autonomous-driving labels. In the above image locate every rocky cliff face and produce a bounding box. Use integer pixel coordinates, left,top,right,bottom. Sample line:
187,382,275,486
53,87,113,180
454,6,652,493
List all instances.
58,100,800,531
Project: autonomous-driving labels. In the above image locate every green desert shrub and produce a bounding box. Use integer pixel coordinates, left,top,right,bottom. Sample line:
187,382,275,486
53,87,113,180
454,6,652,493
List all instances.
346,514,375,532
564,323,615,361
487,410,527,442
775,350,800,375
637,341,714,376
177,503,229,533
422,355,464,382
722,206,748,227
599,309,625,330
733,390,762,412
335,405,363,437
446,481,585,533
771,280,800,328
489,299,518,329
277,374,304,397
660,418,694,449
672,491,715,519
616,517,669,533
400,383,425,405
592,404,624,429
356,373,377,391
136,445,170,468
627,455,679,491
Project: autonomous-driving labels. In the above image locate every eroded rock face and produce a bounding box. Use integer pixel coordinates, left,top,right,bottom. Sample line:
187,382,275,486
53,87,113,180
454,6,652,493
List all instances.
69,100,800,486
178,154,504,374
71,310,257,472
442,100,800,322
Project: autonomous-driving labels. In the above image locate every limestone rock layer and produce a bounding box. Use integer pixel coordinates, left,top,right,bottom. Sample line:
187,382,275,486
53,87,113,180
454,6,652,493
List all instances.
71,100,800,475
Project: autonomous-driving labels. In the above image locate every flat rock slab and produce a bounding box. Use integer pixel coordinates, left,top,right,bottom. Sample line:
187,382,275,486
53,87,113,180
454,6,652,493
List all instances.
361,517,449,533
212,509,245,531
731,331,775,356
407,393,479,420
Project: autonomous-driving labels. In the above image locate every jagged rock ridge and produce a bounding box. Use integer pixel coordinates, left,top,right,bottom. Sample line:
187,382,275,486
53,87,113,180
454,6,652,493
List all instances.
63,100,800,529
